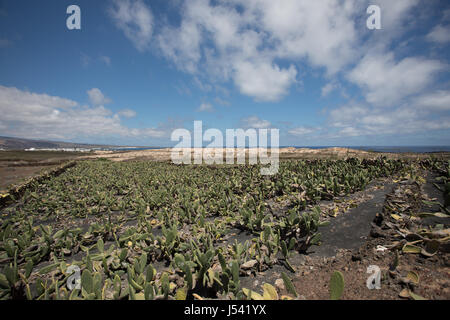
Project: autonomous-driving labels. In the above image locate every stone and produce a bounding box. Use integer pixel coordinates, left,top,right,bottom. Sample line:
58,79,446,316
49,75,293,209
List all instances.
275,278,285,291
241,259,258,270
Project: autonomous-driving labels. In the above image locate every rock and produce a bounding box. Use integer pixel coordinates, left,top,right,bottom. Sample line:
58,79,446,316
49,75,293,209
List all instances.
275,279,285,291
241,259,258,270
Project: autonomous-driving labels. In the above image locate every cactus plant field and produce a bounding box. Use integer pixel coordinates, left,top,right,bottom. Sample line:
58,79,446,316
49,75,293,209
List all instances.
0,157,448,300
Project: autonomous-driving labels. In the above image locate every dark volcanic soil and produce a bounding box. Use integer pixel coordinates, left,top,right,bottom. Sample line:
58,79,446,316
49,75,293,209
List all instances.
307,182,395,257
242,170,450,300
288,171,450,300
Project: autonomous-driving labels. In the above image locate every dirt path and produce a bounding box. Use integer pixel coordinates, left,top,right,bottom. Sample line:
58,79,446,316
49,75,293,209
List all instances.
238,179,398,298
308,182,395,258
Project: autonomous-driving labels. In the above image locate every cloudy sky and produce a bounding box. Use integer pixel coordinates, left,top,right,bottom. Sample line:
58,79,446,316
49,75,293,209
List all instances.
0,0,449,146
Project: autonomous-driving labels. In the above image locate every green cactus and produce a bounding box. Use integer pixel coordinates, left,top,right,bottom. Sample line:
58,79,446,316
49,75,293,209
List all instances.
161,272,170,298
281,240,289,258
86,254,93,272
93,272,102,299
35,278,46,297
146,264,155,283
0,274,9,289
97,238,104,253
329,271,344,300
128,285,136,300
134,253,147,274
119,248,128,261
102,256,110,275
144,283,154,300
181,263,193,290
4,240,17,258
54,279,60,300
231,260,239,283
38,262,59,275
281,272,297,298
113,274,122,299
127,267,143,292
81,269,94,297
25,283,33,300
175,287,187,300
3,265,17,287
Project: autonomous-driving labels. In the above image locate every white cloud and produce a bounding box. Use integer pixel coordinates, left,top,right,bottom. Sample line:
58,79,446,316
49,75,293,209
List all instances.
329,104,369,127
414,90,450,111
101,0,449,142
111,0,434,105
347,52,445,106
337,126,361,137
288,107,450,140
240,116,271,129
233,60,297,102
427,24,450,44
87,88,112,106
214,97,230,106
109,0,154,52
375,0,420,31
154,0,364,101
157,20,202,74
118,109,137,118
197,103,214,112
288,127,315,136
0,86,167,140
193,77,213,92
132,128,166,138
0,86,78,112
326,101,450,138
239,0,361,74
321,82,338,97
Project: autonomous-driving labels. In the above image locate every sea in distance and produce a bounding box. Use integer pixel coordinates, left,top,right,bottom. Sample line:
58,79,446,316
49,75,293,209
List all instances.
110,146,450,153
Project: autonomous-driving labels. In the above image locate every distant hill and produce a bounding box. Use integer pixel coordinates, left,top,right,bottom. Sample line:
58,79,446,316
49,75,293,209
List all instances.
0,136,119,150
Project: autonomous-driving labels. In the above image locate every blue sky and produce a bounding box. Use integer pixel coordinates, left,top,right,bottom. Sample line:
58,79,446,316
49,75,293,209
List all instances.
0,0,449,147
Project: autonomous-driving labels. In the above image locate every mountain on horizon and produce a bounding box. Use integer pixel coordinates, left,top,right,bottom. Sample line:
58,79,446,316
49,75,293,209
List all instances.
0,136,122,150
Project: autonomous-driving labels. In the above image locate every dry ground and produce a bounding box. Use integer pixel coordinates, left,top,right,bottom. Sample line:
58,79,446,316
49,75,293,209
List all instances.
0,151,87,191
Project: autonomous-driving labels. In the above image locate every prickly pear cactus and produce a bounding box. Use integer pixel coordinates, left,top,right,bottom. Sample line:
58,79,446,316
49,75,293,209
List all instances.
329,271,344,300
